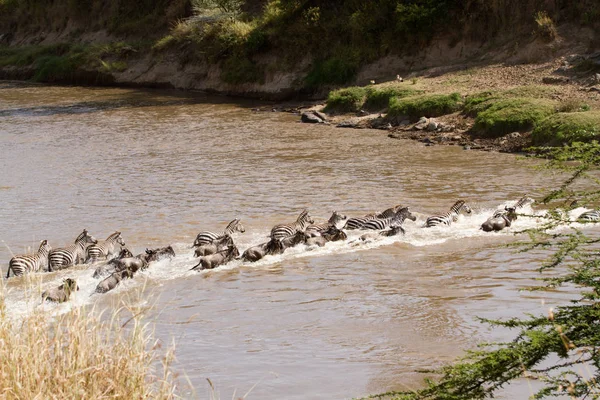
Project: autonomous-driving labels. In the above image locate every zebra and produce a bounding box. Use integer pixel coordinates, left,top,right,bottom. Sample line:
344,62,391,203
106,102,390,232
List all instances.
6,239,52,278
270,209,314,240
48,229,98,271
343,205,402,230
425,200,472,227
492,195,535,218
577,210,600,222
362,207,416,230
85,231,125,263
193,219,245,247
305,211,347,237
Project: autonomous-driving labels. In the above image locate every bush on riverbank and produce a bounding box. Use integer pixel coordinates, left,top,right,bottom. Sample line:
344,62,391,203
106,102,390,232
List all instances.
0,283,177,398
324,85,419,113
472,97,557,137
387,92,463,120
532,111,600,145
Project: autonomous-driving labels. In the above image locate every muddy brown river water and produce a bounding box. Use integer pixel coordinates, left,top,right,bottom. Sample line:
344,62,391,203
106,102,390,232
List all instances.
0,81,589,399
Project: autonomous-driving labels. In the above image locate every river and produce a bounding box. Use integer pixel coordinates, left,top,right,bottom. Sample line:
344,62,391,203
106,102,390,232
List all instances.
0,81,589,399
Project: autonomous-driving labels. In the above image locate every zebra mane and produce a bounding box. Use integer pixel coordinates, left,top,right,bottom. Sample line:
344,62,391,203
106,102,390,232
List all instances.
75,229,88,243
296,209,309,222
224,219,240,231
513,195,534,209
451,200,466,211
377,206,399,219
106,231,121,240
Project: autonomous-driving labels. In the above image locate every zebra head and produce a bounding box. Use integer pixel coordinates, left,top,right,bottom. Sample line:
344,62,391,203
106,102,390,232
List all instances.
394,207,417,224
328,211,347,225
233,219,245,234
76,229,98,245
108,231,125,246
297,209,314,225
38,239,52,255
452,200,471,215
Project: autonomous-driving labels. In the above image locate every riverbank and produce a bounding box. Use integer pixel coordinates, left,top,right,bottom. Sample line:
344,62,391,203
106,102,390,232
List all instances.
301,51,600,153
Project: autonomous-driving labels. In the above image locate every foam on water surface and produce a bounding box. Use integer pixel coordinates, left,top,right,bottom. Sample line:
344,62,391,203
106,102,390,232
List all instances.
3,201,596,321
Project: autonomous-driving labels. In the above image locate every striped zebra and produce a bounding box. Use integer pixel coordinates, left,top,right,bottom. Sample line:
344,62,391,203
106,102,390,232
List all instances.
362,207,416,230
305,211,347,237
85,231,126,263
193,219,245,247
6,239,52,278
425,200,472,227
343,205,402,230
270,209,314,240
48,229,98,271
492,195,535,218
577,210,600,222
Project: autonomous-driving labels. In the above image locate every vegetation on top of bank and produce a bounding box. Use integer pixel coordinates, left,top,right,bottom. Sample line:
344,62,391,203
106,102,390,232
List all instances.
324,85,421,113
532,111,600,145
472,97,557,137
388,92,463,120
149,0,599,86
0,41,147,83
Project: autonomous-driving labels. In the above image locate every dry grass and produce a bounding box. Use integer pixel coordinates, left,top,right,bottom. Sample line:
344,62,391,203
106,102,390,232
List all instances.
0,281,179,399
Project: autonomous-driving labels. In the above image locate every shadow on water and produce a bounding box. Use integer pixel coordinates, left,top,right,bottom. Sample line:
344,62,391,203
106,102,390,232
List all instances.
0,80,275,117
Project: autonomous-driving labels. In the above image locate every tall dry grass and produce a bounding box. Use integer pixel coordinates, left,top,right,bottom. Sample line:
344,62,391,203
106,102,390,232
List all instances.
0,280,179,399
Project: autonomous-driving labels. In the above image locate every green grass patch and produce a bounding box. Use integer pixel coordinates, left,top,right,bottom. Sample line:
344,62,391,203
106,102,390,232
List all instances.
473,98,557,138
387,92,463,120
363,87,420,110
324,86,367,113
532,112,600,146
324,86,421,113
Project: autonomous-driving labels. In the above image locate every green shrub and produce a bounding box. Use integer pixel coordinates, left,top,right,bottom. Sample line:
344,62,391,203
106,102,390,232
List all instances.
32,52,86,82
532,111,600,146
363,87,420,110
463,91,498,117
534,11,557,42
387,92,463,120
324,87,367,113
473,98,557,137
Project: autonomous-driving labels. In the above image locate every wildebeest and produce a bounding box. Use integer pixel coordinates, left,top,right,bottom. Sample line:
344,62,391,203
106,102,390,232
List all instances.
191,244,239,271
95,269,134,294
42,278,79,303
92,248,134,278
241,238,284,262
481,207,517,232
306,226,348,247
194,235,233,257
305,211,348,237
145,246,176,262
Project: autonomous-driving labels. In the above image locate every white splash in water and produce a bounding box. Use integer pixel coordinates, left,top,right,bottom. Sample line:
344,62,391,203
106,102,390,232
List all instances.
3,201,595,321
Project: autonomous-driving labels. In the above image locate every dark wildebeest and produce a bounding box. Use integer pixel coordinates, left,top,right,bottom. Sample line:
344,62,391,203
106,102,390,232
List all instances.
194,235,233,257
306,226,348,247
481,207,518,232
191,244,239,271
241,238,284,262
95,268,134,294
92,248,134,278
305,211,348,237
42,278,79,303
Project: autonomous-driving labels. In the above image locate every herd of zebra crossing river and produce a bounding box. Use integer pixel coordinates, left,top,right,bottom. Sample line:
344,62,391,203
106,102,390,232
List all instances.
5,195,600,305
